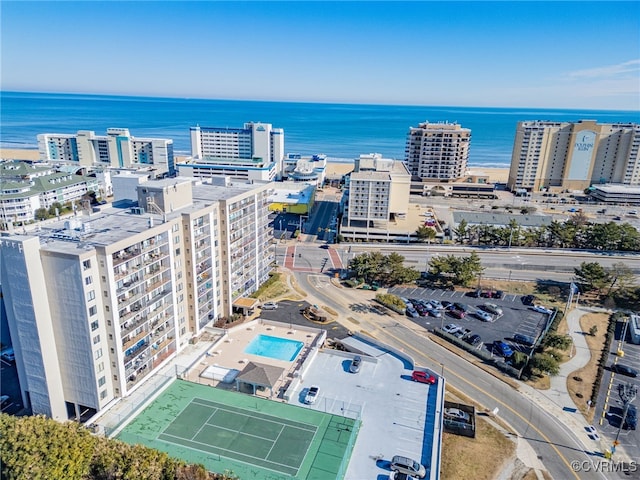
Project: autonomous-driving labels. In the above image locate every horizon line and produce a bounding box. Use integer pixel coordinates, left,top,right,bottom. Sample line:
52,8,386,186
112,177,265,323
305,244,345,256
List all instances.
3,89,638,114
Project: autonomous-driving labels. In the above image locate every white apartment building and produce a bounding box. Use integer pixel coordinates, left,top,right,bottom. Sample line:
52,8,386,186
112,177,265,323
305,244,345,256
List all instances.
282,153,327,186
0,177,273,420
37,128,175,177
341,154,411,242
0,161,100,228
405,121,471,181
183,122,284,181
507,120,640,192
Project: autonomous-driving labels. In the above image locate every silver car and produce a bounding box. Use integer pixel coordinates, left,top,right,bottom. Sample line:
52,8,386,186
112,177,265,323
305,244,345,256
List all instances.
390,455,426,478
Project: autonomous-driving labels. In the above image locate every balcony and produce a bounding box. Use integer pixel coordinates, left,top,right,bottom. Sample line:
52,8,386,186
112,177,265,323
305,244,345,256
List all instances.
122,329,149,351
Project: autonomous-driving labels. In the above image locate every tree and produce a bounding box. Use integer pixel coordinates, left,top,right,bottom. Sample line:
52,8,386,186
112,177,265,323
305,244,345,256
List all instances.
427,252,483,287
589,325,598,336
453,219,469,245
530,353,560,376
542,333,572,351
606,262,636,295
415,226,436,243
574,261,611,294
35,208,49,221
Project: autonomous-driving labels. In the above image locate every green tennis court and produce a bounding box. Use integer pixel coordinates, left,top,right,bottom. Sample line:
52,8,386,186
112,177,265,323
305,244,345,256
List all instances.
116,379,359,479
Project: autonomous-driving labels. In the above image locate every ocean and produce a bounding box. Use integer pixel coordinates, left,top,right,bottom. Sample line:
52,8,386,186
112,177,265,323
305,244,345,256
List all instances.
1,91,638,167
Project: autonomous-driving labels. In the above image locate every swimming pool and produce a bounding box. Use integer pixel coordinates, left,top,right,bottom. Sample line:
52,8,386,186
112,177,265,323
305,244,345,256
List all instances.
244,334,304,362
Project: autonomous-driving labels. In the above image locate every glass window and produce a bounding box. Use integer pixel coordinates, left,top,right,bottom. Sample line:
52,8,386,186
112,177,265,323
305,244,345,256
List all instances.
90,320,99,331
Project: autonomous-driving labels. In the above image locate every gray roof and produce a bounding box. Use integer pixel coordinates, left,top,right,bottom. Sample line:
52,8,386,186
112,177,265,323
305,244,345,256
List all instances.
236,361,284,388
453,211,553,227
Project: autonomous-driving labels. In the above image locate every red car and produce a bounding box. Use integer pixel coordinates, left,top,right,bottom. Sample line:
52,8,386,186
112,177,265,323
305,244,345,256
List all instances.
411,371,437,384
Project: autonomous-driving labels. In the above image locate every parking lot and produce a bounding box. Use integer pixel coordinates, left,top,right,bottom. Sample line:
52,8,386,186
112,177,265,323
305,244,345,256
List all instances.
387,286,552,358
594,321,640,460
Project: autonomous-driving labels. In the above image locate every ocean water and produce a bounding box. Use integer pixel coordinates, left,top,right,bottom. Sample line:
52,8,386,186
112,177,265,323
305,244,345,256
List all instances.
1,91,638,167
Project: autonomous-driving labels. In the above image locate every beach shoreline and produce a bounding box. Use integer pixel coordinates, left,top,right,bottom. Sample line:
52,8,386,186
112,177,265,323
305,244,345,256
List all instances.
1,147,510,183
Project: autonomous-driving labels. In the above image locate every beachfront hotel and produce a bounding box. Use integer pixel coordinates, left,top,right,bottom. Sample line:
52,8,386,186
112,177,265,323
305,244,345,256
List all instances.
0,176,273,420
37,128,175,177
179,122,284,182
507,120,640,192
0,161,100,228
404,121,471,181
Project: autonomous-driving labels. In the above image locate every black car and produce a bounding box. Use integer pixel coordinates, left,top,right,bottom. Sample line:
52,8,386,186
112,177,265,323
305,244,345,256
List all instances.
611,363,638,377
494,290,504,299
467,289,482,298
453,302,470,312
624,404,637,430
522,294,537,306
466,334,482,346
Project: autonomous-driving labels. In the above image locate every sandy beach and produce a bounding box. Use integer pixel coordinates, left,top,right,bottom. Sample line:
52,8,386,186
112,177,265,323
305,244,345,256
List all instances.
2,148,509,184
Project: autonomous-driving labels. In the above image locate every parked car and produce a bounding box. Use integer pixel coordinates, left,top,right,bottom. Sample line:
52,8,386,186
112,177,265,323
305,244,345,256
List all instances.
453,328,472,339
0,395,10,406
466,334,482,346
441,301,453,309
443,323,461,334
444,408,470,422
390,455,427,479
349,355,362,374
494,290,504,299
467,289,482,298
623,404,637,430
428,299,444,310
406,307,420,319
453,302,470,312
428,308,442,319
611,364,638,378
513,333,536,346
474,310,493,322
493,341,514,358
411,370,437,384
448,309,465,319
261,301,278,310
522,295,537,306
531,305,554,315
389,470,417,480
304,386,320,404
482,303,503,315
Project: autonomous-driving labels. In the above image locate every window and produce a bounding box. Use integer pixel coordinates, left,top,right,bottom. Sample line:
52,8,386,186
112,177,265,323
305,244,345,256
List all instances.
85,276,93,285
97,362,104,373
94,348,103,360
89,306,98,316
100,390,107,400
83,259,91,270
93,334,100,344
98,376,106,387
90,320,99,331
87,290,95,301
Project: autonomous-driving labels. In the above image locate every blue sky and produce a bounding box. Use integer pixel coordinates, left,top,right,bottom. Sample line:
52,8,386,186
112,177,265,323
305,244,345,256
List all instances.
1,1,638,110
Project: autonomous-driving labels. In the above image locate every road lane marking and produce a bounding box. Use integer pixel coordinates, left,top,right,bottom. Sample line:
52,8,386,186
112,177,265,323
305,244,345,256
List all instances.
375,327,583,480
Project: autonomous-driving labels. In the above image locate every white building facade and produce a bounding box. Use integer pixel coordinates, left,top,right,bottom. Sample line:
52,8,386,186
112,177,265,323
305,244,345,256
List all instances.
37,128,175,177
183,122,284,181
0,177,273,420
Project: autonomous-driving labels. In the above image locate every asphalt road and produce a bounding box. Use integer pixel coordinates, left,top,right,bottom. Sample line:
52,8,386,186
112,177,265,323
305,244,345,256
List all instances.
292,270,616,480
277,243,640,283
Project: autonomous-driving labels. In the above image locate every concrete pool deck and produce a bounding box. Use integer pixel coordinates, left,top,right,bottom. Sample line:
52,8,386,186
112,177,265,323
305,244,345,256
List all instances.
180,319,326,400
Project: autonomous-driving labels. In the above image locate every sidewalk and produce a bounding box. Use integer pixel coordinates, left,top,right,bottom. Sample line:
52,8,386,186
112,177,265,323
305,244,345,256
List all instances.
517,307,628,460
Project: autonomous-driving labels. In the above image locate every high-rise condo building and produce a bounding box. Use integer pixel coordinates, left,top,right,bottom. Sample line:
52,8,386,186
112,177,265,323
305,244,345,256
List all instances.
342,154,411,241
183,122,284,182
405,122,471,181
0,177,273,420
37,128,175,177
507,120,640,192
